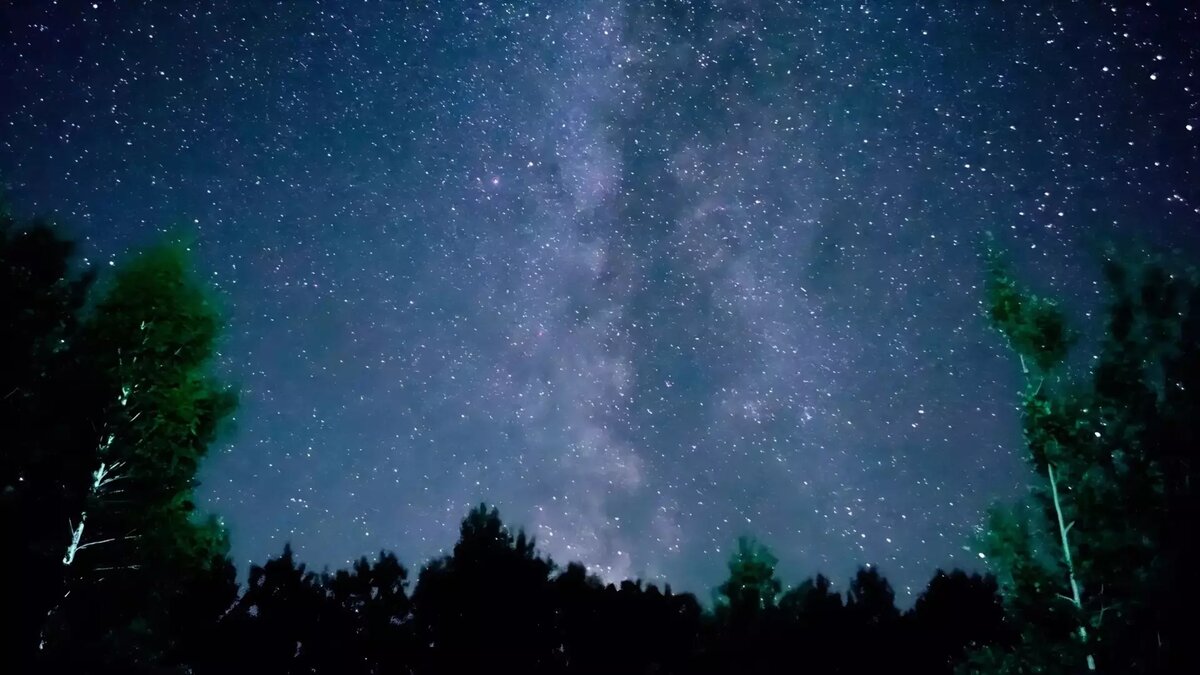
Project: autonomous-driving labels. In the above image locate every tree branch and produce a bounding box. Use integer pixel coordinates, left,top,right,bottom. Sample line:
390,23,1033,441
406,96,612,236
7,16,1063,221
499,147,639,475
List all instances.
92,565,141,572
75,534,138,552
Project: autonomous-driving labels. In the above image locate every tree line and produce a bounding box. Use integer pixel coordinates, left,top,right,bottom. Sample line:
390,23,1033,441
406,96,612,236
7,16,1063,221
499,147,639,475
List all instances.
3,203,1196,674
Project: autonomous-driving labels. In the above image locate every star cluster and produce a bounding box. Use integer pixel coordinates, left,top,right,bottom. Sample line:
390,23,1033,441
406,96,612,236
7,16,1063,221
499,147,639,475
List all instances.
1,0,1196,601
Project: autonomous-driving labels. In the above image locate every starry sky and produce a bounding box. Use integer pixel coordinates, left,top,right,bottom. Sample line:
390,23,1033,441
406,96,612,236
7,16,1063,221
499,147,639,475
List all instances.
1,0,1196,602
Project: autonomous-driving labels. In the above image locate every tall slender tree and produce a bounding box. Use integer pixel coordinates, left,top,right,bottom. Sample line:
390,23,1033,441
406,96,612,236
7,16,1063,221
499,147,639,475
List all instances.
968,245,1199,674
971,246,1097,673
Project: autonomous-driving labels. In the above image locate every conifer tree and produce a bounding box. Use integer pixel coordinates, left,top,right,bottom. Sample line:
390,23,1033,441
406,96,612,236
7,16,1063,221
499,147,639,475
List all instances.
709,536,781,673
411,503,559,674
714,536,781,619
908,570,1009,675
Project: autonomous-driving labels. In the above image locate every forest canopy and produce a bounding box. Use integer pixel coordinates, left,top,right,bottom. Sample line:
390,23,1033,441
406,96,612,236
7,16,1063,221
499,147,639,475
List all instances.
4,207,1196,674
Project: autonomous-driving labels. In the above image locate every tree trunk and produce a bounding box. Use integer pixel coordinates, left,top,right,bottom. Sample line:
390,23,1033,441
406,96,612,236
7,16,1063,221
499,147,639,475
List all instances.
38,383,130,652
1047,461,1096,672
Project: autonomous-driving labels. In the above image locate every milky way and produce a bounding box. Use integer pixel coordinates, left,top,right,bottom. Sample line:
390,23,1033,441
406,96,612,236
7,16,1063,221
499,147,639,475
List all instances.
1,1,1196,601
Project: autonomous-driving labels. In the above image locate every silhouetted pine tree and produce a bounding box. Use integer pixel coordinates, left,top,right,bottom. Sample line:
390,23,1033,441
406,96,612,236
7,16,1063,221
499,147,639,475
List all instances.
842,565,902,673
775,573,845,673
325,551,413,673
908,570,1009,675
212,544,374,675
411,503,559,673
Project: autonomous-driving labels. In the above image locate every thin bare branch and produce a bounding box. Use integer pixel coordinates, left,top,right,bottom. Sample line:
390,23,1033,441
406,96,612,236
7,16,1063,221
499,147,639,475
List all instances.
75,537,118,551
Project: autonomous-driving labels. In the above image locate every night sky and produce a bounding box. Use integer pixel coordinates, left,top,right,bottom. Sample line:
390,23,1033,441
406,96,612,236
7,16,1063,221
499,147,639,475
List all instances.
1,1,1196,602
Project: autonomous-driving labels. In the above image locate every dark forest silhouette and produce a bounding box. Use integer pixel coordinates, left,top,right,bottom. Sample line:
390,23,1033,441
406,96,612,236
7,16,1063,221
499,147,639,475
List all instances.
3,205,1196,674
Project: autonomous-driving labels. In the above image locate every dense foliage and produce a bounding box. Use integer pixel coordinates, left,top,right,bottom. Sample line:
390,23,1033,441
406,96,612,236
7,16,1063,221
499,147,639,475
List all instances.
4,211,1193,674
968,246,1199,674
2,211,237,673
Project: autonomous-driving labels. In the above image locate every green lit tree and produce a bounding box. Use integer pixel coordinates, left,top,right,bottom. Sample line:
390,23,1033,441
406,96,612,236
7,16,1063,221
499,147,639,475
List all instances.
38,241,238,672
714,536,782,621
966,245,1199,675
706,537,783,675
713,536,780,671
969,246,1089,674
